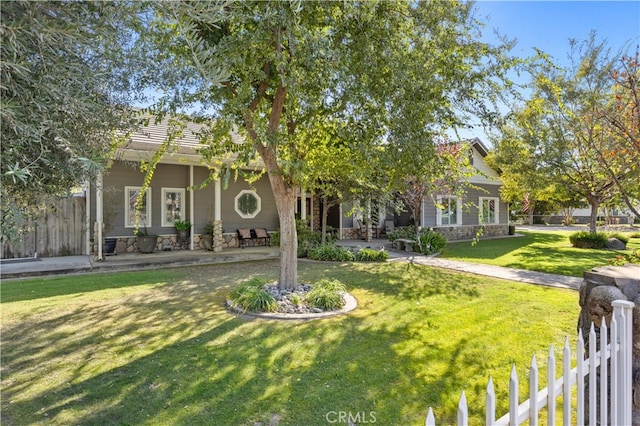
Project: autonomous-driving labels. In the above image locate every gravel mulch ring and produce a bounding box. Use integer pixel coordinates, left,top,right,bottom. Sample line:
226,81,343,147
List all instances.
226,283,358,320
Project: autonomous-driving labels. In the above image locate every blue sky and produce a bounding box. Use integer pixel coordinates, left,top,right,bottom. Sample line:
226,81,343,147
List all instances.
473,1,639,65
458,1,639,142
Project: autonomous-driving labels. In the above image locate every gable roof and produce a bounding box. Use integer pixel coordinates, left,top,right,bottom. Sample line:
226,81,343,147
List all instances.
115,113,250,166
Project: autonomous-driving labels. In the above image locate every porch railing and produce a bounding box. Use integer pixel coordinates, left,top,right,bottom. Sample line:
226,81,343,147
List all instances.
426,300,634,425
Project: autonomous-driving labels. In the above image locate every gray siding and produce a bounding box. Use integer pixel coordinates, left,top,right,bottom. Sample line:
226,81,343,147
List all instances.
220,177,279,231
95,161,279,238
423,184,507,228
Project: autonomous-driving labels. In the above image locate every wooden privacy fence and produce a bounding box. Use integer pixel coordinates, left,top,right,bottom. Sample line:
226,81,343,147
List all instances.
426,300,634,425
1,195,86,259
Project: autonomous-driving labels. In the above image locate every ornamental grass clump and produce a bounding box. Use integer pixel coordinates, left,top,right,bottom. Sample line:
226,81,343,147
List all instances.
355,247,389,261
416,228,447,255
308,244,355,261
229,278,277,313
305,278,346,311
569,231,609,249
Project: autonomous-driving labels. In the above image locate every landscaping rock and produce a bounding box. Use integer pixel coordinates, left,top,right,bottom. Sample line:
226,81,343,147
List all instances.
605,237,626,250
578,264,640,425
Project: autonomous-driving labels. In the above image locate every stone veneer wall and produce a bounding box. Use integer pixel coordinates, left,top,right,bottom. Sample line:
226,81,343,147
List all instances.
337,224,508,242
433,224,508,241
577,264,640,425
97,231,279,254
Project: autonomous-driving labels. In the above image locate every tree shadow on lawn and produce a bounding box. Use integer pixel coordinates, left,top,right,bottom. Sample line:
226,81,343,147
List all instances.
2,261,499,426
504,243,616,277
300,260,481,301
442,231,567,261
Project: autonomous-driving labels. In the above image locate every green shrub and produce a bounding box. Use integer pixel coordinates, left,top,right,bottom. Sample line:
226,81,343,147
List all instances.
569,231,608,249
355,248,389,261
270,219,337,257
387,226,416,242
415,228,447,255
308,244,355,261
629,232,640,239
305,279,346,311
609,249,640,266
229,279,277,313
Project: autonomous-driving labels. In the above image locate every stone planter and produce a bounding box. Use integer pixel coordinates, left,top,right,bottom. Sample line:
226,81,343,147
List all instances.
104,238,117,255
177,229,190,240
137,236,157,253
201,234,213,251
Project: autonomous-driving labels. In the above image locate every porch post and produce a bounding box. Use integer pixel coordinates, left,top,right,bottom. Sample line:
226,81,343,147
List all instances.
95,171,104,261
300,187,307,222
189,165,194,250
84,179,91,255
339,202,344,240
213,178,223,252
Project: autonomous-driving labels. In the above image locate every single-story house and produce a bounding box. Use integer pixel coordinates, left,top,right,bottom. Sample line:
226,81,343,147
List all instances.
89,118,508,259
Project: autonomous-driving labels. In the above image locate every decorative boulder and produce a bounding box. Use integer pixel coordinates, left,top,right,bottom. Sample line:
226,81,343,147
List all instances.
605,237,627,250
578,264,640,425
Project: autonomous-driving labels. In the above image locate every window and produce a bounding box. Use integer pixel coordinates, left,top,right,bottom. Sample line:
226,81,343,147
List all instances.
161,188,186,227
125,186,151,228
436,195,461,226
235,190,261,219
479,197,499,224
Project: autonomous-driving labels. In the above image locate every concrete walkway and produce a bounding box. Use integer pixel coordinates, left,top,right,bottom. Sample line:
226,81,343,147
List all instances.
0,241,583,290
388,254,583,290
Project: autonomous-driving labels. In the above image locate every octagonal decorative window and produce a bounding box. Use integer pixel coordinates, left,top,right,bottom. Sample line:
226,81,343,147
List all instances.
235,190,261,219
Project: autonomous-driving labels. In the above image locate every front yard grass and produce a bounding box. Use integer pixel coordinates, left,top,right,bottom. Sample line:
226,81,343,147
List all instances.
439,229,640,277
1,260,579,425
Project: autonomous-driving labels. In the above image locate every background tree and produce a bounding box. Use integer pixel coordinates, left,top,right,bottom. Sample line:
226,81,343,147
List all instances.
399,140,474,233
593,50,640,216
488,102,567,225
496,35,636,232
138,1,514,289
0,1,138,241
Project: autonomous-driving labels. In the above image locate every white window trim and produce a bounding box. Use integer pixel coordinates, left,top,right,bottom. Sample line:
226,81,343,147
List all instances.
479,197,500,224
125,186,152,228
161,187,186,227
436,195,462,226
234,189,261,219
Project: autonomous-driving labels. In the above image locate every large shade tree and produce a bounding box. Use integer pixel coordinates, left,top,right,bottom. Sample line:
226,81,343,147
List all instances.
495,35,638,232
0,1,138,241
137,1,514,289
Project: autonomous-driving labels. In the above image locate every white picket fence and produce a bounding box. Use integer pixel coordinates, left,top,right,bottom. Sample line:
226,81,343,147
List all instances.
426,300,634,425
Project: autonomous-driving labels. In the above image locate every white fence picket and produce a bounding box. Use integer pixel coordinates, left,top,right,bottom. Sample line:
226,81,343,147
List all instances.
600,318,608,426
529,355,538,426
457,391,468,426
589,323,597,426
576,329,585,425
547,346,556,425
425,300,634,426
611,313,618,426
563,337,571,426
426,407,435,426
486,378,495,425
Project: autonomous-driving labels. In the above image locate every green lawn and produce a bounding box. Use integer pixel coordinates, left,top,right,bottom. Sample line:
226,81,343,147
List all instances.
439,229,640,277
1,260,579,425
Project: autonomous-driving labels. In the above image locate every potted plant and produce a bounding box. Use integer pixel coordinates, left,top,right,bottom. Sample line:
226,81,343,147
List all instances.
135,225,157,253
102,189,119,255
201,221,214,251
174,220,192,240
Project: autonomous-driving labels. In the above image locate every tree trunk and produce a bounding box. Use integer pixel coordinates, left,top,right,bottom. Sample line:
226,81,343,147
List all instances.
527,200,535,225
321,196,329,244
274,188,298,290
587,195,600,234
258,145,298,290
